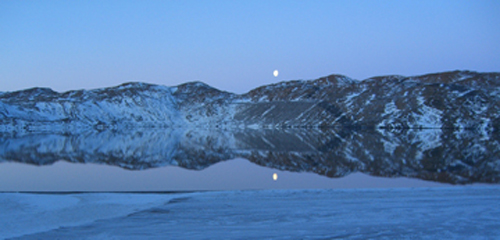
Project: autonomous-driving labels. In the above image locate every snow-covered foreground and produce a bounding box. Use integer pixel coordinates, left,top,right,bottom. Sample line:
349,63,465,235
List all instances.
1,187,500,239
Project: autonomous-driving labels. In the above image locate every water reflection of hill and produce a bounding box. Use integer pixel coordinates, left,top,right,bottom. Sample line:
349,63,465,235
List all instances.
0,128,498,184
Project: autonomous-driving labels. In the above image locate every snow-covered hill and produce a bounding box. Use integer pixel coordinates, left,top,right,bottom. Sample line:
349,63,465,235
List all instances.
1,70,499,132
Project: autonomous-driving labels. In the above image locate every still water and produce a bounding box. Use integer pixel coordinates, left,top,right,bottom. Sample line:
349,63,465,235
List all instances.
0,128,498,191
0,159,451,191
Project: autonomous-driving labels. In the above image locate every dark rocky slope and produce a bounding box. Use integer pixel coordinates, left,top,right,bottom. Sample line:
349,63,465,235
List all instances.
1,70,499,131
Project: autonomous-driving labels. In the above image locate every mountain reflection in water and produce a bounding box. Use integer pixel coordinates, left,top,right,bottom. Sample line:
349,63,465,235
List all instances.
0,128,499,185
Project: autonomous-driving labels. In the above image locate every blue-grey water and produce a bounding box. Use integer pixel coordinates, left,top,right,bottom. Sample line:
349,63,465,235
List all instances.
0,158,451,192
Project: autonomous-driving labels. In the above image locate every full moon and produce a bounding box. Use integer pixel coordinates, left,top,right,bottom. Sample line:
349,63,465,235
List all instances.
273,70,279,77
273,173,278,181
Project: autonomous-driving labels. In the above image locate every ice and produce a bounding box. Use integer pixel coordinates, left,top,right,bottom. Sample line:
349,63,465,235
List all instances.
0,193,191,239
2,187,499,239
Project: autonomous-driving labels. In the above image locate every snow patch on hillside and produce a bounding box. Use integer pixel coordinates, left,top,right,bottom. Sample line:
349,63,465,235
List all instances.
414,97,442,128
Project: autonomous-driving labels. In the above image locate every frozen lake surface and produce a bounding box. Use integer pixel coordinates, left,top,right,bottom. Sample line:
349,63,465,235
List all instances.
2,186,499,239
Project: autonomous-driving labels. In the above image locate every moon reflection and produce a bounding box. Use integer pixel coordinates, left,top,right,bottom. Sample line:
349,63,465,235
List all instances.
273,173,278,181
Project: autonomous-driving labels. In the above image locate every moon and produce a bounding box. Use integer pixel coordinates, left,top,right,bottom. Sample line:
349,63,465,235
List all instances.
273,70,279,77
273,173,278,181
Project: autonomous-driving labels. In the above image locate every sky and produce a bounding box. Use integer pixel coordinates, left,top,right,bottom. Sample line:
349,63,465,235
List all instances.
1,0,499,94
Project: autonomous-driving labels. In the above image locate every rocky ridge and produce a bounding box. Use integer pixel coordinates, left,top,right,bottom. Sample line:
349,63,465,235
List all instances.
1,70,499,132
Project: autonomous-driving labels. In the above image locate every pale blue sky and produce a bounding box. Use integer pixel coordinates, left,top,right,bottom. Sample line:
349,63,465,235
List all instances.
1,0,499,94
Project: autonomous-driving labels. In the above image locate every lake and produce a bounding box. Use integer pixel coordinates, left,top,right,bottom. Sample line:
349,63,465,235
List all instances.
1,128,499,239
